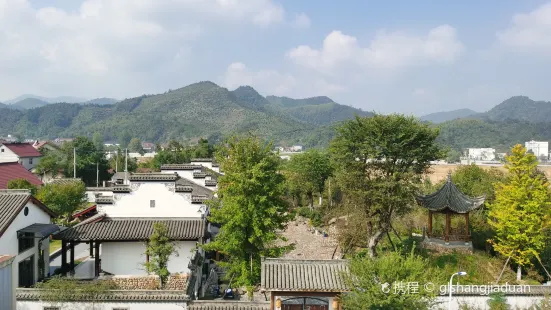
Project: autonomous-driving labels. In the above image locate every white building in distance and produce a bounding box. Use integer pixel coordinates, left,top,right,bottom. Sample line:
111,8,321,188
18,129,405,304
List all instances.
525,140,549,160
465,148,496,161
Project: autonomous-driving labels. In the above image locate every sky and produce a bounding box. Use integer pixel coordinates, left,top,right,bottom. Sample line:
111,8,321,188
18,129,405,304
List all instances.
1,0,551,115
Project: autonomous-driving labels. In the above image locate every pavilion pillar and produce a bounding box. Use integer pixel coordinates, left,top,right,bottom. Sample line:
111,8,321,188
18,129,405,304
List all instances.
61,240,67,272
465,213,470,242
89,241,94,258
69,241,75,275
445,211,450,243
94,241,101,277
428,211,433,237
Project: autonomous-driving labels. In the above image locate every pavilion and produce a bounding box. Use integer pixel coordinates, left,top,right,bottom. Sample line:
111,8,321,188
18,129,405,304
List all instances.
416,172,485,245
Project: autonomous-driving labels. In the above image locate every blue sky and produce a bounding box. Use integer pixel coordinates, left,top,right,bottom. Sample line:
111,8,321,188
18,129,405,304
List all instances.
2,0,551,115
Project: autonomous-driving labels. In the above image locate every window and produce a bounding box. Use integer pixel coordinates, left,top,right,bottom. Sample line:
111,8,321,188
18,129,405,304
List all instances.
150,200,155,208
29,158,33,165
18,255,34,287
1,148,3,152
18,232,35,253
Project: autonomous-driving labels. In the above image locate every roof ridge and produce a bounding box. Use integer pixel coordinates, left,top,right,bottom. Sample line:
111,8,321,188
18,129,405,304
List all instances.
0,189,31,195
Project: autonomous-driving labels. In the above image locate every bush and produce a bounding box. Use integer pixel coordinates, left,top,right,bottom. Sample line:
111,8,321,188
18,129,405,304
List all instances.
296,207,323,227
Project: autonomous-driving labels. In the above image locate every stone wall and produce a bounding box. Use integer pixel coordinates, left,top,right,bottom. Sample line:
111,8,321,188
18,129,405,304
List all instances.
165,274,189,290
98,274,190,290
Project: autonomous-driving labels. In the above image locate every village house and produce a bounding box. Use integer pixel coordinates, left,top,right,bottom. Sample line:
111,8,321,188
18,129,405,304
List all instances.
0,142,43,171
0,190,58,289
32,140,59,153
160,159,221,191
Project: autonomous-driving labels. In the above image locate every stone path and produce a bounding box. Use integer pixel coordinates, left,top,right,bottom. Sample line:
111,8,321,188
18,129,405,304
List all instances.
278,217,341,260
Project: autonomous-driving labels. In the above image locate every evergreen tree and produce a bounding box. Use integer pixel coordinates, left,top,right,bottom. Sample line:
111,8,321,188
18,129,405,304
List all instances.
203,135,291,286
144,223,176,287
488,144,551,280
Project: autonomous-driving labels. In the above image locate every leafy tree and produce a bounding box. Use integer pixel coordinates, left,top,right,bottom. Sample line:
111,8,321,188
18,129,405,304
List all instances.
285,149,332,209
7,179,38,195
487,144,551,280
144,223,176,287
36,182,87,224
203,135,291,286
128,137,145,155
446,149,462,163
330,114,444,257
92,131,104,151
108,148,138,173
117,130,132,148
343,250,441,310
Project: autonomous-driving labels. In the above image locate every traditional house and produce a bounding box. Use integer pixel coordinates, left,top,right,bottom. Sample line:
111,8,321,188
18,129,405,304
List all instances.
261,258,348,310
160,164,219,191
0,162,43,189
31,140,59,153
0,142,43,170
53,173,211,298
0,190,58,288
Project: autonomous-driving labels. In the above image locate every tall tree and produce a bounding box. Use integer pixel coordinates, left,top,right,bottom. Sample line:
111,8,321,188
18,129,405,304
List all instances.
144,223,176,287
117,130,132,148
7,179,38,195
203,135,291,286
487,144,551,280
108,148,138,173
37,182,87,224
92,132,104,151
285,149,332,209
128,138,145,155
330,114,444,257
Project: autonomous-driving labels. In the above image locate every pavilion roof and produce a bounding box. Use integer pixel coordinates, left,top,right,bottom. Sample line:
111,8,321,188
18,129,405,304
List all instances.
416,173,485,213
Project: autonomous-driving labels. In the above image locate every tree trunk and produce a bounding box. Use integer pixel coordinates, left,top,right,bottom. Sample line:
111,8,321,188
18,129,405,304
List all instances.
308,192,314,210
517,265,522,281
367,230,385,257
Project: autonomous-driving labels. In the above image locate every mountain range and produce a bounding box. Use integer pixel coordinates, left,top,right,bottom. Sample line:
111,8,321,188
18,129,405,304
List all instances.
1,95,119,110
0,81,369,148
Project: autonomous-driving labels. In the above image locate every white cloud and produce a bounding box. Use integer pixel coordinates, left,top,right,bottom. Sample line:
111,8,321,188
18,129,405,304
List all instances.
222,62,344,97
293,13,311,28
0,0,287,99
497,2,551,51
286,25,463,75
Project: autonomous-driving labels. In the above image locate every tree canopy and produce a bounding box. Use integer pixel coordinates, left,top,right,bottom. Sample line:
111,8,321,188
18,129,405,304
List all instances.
7,178,38,195
36,181,87,224
144,223,176,287
128,137,144,155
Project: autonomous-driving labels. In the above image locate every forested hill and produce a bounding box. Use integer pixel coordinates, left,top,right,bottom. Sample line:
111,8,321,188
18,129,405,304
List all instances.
0,81,359,148
420,108,479,123
482,96,551,123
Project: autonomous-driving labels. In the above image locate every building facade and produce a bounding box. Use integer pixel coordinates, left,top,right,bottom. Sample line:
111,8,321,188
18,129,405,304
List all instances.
465,148,496,161
0,142,43,171
525,140,549,160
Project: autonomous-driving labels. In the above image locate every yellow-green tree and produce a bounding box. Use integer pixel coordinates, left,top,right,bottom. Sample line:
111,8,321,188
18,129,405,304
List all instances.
487,144,551,281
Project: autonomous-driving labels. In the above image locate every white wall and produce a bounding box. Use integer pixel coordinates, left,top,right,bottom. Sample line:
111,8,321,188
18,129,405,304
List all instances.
0,201,52,288
19,157,40,171
101,241,197,276
17,301,187,310
98,183,203,218
0,146,19,163
435,295,545,309
525,141,549,158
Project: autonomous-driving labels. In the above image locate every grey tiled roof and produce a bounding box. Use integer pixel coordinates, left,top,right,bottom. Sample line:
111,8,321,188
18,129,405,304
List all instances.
191,195,208,204
49,178,84,185
95,196,113,204
193,172,207,179
190,158,213,162
54,214,207,241
188,301,270,310
176,178,213,197
112,186,131,193
0,190,56,237
161,164,202,170
129,173,178,181
205,179,217,187
261,258,349,292
176,186,194,192
16,288,189,301
416,173,485,213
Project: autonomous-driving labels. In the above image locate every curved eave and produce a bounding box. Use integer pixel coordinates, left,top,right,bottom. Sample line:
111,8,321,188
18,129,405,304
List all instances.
416,181,486,213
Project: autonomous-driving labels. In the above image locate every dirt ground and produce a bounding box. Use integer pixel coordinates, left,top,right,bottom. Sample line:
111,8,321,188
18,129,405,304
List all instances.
426,164,551,183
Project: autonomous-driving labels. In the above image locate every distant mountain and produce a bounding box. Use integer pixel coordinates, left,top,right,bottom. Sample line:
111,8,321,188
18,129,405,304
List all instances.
266,95,335,107
482,96,551,123
85,98,119,105
420,108,479,123
10,98,50,110
6,94,87,104
231,86,270,111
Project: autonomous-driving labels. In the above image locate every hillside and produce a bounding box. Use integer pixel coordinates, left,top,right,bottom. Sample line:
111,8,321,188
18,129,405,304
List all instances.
10,98,50,110
85,98,119,105
6,94,87,104
482,96,551,123
420,108,479,123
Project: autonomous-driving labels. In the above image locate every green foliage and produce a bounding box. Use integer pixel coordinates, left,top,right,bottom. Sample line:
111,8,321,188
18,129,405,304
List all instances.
128,137,145,155
487,292,510,310
203,135,291,286
117,130,132,148
37,181,87,224
295,206,323,227
92,131,104,151
343,250,441,310
144,223,176,287
148,139,215,169
7,179,38,195
284,149,332,209
446,149,462,163
108,149,138,172
330,114,444,257
488,144,551,269
34,276,117,302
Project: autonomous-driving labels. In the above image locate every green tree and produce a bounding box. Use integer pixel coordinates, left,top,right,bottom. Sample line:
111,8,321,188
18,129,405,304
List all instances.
37,182,87,224
117,130,132,148
487,144,551,280
343,250,440,310
192,138,215,158
203,135,291,286
7,179,38,195
446,149,462,163
92,132,104,151
144,223,176,287
35,276,116,305
285,149,332,209
128,137,145,155
108,148,138,173
330,114,444,257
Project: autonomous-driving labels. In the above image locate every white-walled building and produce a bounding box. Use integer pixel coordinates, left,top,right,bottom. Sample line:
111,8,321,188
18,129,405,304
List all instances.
465,148,496,161
0,190,57,289
0,142,43,171
525,140,549,159
160,164,219,191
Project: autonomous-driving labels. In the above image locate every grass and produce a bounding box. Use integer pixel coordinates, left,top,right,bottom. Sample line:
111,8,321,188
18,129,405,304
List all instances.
50,239,62,253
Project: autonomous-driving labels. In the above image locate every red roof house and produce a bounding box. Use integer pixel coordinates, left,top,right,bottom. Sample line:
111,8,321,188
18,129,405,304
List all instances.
0,162,43,189
1,143,42,158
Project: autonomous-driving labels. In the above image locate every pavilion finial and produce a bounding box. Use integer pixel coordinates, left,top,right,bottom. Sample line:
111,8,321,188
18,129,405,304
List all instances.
447,170,452,182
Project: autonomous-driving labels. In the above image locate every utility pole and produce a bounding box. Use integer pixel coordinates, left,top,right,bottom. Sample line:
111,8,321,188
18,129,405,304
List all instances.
96,162,99,187
73,148,76,178
115,150,118,172
125,148,128,184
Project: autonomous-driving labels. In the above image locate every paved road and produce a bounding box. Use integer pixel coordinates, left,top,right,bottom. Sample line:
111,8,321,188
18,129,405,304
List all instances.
49,242,90,275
